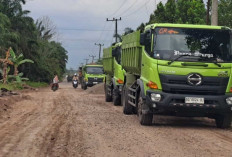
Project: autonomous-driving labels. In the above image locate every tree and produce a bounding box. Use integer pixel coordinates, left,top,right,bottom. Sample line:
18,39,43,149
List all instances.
218,0,232,28
124,27,134,35
137,23,145,32
36,16,57,41
146,0,206,25
9,48,34,76
0,0,68,83
176,0,206,24
153,2,166,23
165,0,176,23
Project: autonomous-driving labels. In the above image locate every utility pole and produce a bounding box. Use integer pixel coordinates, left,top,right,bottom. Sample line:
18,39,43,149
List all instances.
211,0,218,26
95,43,104,59
89,55,96,63
84,59,89,64
106,17,122,43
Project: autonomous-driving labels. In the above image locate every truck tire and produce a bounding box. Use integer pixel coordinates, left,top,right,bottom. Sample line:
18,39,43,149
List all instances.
83,84,87,90
215,114,232,129
105,84,112,102
113,89,121,106
122,86,133,114
81,82,87,90
137,92,153,126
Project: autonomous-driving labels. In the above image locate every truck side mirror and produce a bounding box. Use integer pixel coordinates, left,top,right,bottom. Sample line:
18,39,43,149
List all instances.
112,49,117,57
140,31,151,46
140,33,146,45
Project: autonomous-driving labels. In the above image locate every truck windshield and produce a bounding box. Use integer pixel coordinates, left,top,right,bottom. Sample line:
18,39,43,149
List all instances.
153,27,232,63
86,67,103,74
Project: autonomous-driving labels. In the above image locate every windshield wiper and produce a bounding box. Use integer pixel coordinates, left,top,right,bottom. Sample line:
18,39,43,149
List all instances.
199,57,221,67
212,62,221,67
168,55,191,65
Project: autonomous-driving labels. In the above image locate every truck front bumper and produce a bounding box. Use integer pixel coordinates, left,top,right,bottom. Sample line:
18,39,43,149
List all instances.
146,90,232,117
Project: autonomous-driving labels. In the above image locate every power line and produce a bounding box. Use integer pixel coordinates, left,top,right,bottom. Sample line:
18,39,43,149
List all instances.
58,28,123,31
108,0,127,18
117,0,138,17
101,21,114,44
122,0,152,18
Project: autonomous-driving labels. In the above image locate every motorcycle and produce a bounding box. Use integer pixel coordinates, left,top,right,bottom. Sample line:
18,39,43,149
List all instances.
73,79,78,88
51,83,59,91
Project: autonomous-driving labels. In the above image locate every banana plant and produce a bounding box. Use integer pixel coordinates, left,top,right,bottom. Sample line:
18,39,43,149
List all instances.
9,48,34,76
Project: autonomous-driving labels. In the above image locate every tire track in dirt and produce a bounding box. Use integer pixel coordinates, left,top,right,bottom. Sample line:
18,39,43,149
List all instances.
1,83,232,157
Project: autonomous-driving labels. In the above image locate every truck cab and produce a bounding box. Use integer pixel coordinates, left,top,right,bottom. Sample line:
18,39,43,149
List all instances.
81,64,105,90
121,23,232,128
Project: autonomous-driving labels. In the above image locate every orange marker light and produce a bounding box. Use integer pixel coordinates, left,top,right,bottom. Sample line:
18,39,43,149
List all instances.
230,87,232,93
146,81,158,89
117,79,124,84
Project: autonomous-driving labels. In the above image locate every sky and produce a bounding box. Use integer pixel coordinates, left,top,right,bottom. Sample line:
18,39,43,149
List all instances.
23,0,168,69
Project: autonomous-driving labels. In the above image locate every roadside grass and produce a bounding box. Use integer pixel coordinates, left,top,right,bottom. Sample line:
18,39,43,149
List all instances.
0,81,48,90
25,81,48,88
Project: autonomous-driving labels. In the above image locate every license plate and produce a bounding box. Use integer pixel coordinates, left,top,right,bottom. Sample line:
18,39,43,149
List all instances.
185,97,204,104
93,82,98,84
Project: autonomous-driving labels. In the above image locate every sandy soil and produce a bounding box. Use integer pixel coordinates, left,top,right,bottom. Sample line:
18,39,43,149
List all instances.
0,82,232,157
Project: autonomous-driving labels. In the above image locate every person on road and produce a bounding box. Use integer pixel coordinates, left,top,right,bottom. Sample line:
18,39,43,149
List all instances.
72,73,78,81
53,74,59,83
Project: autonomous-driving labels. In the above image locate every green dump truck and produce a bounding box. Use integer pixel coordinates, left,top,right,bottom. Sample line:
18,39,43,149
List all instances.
103,43,125,105
81,64,105,90
121,23,232,128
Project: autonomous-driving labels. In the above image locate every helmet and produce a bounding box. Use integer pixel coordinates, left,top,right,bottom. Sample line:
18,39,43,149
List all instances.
74,73,77,76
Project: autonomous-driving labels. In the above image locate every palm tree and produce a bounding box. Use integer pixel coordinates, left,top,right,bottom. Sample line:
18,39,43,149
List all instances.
9,48,34,76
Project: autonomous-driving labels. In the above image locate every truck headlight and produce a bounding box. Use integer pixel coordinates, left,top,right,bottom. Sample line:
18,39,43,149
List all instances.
150,93,161,102
226,97,232,105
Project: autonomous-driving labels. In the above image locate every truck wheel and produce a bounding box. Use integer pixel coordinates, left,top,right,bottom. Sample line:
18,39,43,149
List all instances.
215,114,232,129
81,82,84,89
113,89,121,106
83,84,87,90
122,86,133,114
105,84,112,102
137,92,153,125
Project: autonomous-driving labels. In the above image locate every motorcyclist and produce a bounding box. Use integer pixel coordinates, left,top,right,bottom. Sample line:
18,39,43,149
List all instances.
72,73,78,81
53,74,59,83
51,74,59,91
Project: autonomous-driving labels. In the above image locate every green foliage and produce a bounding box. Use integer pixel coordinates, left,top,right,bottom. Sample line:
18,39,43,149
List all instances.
139,0,206,29
25,81,48,88
0,82,23,90
137,23,145,32
0,0,68,83
218,0,232,28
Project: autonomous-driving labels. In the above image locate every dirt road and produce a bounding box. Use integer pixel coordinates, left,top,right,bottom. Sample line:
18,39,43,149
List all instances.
0,82,232,157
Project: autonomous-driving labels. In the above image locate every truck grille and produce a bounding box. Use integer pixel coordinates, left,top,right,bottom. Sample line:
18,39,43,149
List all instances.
159,74,229,95
88,77,104,83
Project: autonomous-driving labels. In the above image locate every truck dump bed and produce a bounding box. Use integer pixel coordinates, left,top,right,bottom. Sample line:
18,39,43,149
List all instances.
121,31,142,75
103,47,113,75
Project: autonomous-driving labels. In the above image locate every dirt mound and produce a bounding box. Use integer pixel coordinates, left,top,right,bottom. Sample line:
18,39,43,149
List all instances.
0,94,32,122
85,83,104,94
0,88,18,97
